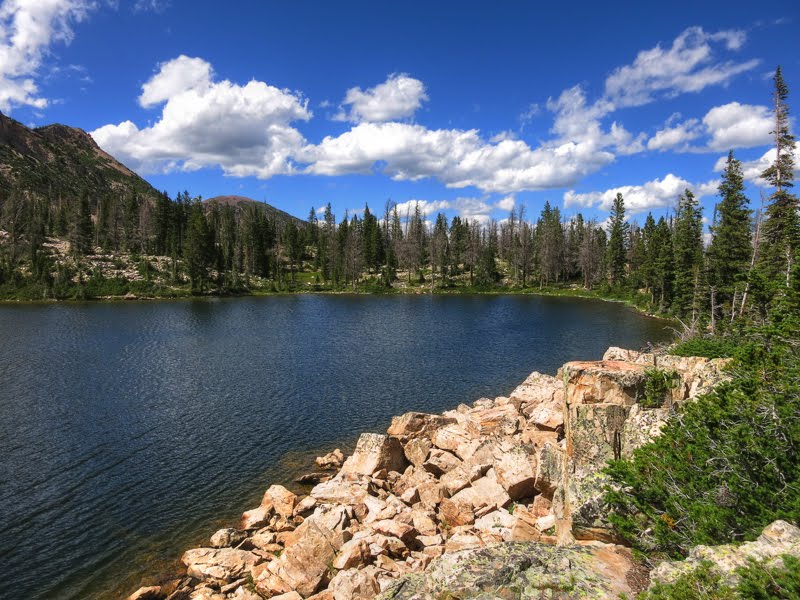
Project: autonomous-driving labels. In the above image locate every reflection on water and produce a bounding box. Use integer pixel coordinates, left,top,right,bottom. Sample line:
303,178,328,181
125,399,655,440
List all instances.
0,295,671,599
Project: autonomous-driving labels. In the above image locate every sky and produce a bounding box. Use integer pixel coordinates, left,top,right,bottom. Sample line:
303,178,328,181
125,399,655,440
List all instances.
1,0,798,227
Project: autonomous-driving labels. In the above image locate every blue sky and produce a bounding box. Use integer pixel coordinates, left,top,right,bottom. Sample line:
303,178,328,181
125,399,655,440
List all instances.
1,0,798,227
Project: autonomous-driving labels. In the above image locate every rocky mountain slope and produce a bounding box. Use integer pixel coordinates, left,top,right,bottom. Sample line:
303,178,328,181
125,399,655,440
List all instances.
0,111,160,202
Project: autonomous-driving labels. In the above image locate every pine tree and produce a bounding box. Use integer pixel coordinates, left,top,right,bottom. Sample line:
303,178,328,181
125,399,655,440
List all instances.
606,193,628,286
70,194,93,256
759,66,799,288
184,203,213,291
672,189,704,317
707,151,752,319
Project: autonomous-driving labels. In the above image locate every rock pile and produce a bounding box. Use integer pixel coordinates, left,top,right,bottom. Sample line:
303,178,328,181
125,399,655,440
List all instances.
127,347,730,600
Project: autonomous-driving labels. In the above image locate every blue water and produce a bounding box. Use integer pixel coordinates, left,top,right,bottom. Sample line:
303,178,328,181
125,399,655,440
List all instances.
0,295,671,599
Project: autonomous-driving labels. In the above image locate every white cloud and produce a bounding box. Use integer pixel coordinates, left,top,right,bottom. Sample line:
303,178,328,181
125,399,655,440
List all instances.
0,0,95,112
138,55,212,107
301,121,614,194
604,26,759,108
335,73,428,123
564,174,719,215
703,102,772,151
646,102,773,153
647,118,701,151
91,56,312,178
496,195,515,211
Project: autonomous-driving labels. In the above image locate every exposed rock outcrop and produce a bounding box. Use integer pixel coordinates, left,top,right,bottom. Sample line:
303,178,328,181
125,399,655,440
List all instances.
649,520,800,589
130,346,731,600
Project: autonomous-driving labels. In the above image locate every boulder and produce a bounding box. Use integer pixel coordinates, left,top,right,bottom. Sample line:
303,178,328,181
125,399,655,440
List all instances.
329,566,381,600
492,443,537,500
464,404,520,437
473,508,516,541
402,437,431,468
258,520,338,598
422,448,461,477
230,587,264,600
562,360,648,406
438,497,475,527
440,462,487,496
341,433,408,477
387,412,456,439
316,448,344,470
127,587,164,600
509,371,562,406
310,475,370,505
263,485,299,519
332,538,370,570
188,588,226,600
209,528,247,549
181,548,261,582
431,423,474,458
270,593,303,600
447,472,511,515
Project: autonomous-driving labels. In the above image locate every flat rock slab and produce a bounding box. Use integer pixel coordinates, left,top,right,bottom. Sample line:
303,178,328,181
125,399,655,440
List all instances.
377,541,640,599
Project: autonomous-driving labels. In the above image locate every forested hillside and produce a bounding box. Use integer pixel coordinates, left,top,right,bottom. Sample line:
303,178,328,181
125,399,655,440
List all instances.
0,69,797,323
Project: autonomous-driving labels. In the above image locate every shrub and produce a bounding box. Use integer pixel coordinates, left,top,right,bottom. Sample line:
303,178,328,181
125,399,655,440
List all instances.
669,336,739,359
641,368,679,408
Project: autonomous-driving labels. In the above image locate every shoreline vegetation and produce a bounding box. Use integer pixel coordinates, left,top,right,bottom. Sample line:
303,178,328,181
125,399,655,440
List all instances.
0,279,671,321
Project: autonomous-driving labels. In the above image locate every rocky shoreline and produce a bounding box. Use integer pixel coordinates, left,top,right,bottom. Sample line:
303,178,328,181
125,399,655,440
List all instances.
128,347,733,600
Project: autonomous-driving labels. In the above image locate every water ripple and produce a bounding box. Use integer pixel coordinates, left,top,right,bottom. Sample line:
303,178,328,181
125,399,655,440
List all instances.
0,295,671,599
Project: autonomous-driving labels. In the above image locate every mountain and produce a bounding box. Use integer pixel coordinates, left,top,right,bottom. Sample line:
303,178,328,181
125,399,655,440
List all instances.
204,195,305,228
0,111,160,202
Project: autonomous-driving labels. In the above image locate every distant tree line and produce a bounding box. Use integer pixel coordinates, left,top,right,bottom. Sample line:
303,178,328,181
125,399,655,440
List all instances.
0,67,797,323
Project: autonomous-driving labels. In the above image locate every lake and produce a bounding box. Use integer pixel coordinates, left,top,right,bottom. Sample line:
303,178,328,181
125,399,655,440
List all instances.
0,294,672,599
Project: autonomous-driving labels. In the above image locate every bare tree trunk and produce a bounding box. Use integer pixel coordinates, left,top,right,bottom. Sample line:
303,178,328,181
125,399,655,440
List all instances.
739,195,765,318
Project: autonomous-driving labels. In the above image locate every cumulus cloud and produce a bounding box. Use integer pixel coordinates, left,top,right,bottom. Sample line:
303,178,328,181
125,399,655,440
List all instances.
646,102,773,153
0,0,95,112
91,56,312,177
604,26,758,108
300,121,614,194
138,55,212,107
564,174,719,216
496,195,515,211
703,102,772,151
335,73,428,123
647,117,702,152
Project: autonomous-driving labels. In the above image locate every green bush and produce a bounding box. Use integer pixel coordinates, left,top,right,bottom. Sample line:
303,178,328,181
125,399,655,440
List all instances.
639,561,731,599
669,336,739,359
639,556,800,599
641,368,680,408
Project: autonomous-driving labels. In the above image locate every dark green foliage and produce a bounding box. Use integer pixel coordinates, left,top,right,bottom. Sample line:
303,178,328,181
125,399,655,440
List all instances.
606,193,629,286
672,190,703,317
641,368,679,408
669,337,738,359
639,556,800,600
708,152,752,320
759,67,799,287
737,555,800,599
639,561,731,599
